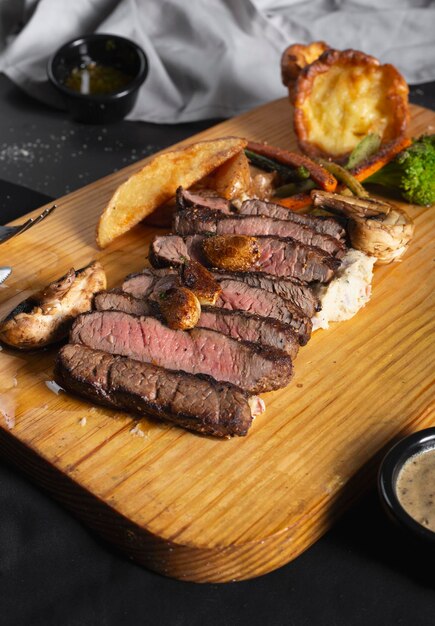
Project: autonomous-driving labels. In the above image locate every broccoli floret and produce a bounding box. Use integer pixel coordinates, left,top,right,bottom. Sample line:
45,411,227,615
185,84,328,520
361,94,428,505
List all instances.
364,135,435,206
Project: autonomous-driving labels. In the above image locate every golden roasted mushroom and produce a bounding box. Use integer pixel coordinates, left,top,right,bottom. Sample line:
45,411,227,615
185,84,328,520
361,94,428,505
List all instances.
201,235,260,272
158,287,201,330
180,260,222,305
0,261,106,349
293,48,409,160
311,190,414,264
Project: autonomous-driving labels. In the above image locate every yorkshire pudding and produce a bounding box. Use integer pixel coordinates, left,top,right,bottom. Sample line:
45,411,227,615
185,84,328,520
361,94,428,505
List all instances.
291,48,409,161
281,41,330,102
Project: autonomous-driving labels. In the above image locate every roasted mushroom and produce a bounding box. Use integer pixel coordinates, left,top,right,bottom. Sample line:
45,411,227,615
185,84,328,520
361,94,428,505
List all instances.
158,286,201,330
0,261,106,349
311,190,414,264
201,235,260,272
180,260,222,305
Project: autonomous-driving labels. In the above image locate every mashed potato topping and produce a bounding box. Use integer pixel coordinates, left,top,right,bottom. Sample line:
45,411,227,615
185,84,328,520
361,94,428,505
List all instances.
312,249,375,331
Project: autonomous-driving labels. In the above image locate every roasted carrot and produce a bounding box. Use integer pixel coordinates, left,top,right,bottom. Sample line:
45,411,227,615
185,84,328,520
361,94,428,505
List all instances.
247,141,337,192
318,159,369,198
270,193,312,211
350,136,412,181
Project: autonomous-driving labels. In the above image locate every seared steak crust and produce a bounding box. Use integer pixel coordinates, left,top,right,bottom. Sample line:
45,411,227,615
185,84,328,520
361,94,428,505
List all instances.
55,344,257,437
70,311,293,394
174,207,345,257
150,234,339,283
238,199,346,239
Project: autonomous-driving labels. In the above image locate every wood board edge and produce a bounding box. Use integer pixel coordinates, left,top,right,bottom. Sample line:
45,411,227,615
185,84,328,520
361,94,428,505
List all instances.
0,406,433,582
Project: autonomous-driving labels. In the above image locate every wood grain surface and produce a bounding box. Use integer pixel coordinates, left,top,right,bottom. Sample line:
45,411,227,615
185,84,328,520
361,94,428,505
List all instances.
0,99,433,583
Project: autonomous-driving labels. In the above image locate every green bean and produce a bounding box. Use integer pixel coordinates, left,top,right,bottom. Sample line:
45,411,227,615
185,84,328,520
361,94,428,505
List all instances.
317,159,369,198
273,179,316,197
346,134,382,170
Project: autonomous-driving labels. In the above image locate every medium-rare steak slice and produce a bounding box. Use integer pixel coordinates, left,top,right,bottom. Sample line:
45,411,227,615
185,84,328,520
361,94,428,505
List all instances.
150,234,339,283
212,270,320,317
94,289,300,360
176,187,232,213
122,263,221,306
214,278,311,345
123,266,319,319
238,199,346,239
149,235,197,268
149,235,212,269
124,268,311,344
70,311,293,394
174,207,345,257
199,306,299,359
55,344,263,437
94,289,154,316
122,268,178,299
257,236,340,282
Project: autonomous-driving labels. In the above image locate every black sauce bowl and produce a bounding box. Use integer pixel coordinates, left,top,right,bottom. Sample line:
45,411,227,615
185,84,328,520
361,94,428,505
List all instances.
378,427,435,545
47,33,148,124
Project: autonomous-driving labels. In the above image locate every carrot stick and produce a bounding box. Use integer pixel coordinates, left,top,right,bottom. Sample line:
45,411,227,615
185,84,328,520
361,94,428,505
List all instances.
247,141,337,192
350,136,412,181
270,193,312,211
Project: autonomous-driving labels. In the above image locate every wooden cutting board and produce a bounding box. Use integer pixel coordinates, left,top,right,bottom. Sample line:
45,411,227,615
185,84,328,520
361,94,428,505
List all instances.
0,99,433,583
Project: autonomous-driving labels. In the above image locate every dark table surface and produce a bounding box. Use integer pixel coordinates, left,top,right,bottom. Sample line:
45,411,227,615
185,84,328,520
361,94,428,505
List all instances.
0,73,434,626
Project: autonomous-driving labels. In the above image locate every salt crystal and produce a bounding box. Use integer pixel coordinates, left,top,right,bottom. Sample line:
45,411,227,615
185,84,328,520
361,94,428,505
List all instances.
45,380,64,395
130,423,145,438
79,417,87,427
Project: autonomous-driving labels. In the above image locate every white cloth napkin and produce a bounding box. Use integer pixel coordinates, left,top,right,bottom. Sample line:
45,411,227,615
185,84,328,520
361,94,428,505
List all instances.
0,0,434,123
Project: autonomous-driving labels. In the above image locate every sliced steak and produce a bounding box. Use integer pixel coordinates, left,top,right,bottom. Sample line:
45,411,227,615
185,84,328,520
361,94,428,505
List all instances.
212,270,320,317
150,234,339,283
149,235,196,268
95,289,300,359
94,289,154,316
122,268,178,299
215,278,311,345
55,344,263,437
199,306,299,359
122,264,221,306
238,199,346,239
257,236,340,282
174,207,345,257
123,266,318,319
176,187,232,213
70,311,293,394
